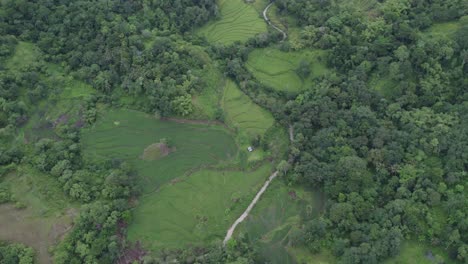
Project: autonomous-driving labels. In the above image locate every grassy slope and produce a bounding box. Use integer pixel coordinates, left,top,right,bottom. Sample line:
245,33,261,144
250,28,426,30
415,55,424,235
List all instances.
197,0,267,45
129,164,272,250
246,48,328,93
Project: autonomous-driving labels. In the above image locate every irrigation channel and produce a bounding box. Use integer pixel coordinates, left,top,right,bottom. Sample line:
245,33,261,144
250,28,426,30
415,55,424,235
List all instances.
223,125,294,245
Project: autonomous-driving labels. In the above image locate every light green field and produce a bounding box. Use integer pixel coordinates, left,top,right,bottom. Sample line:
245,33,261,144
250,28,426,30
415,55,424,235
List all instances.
197,0,267,45
5,41,41,70
246,48,328,92
128,164,272,250
422,16,467,39
0,167,75,264
81,109,237,192
384,241,454,264
237,181,323,264
222,80,274,140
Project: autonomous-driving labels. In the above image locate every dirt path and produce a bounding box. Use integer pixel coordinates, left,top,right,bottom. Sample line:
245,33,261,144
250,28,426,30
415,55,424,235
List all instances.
223,123,295,245
263,1,287,41
223,171,278,246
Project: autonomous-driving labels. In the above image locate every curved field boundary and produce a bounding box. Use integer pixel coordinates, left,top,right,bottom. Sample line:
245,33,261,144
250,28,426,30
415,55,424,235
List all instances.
222,80,274,138
197,0,267,45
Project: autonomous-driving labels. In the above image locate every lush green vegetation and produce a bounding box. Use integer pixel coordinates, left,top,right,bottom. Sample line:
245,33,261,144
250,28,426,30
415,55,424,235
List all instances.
1,0,467,263
197,0,268,45
246,48,328,92
129,164,272,250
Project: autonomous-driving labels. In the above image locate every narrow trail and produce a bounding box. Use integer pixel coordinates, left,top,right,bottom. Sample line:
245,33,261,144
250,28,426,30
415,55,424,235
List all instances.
263,1,287,41
223,171,278,245
223,124,294,245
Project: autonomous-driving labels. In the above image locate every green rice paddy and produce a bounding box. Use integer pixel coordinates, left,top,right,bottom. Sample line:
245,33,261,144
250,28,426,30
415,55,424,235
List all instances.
81,109,237,192
222,80,274,139
197,0,267,45
128,164,272,250
246,48,328,92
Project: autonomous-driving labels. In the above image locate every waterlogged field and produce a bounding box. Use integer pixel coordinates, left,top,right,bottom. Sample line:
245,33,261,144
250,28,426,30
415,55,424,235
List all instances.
197,0,267,45
246,48,328,92
82,109,237,192
222,80,274,139
128,164,272,250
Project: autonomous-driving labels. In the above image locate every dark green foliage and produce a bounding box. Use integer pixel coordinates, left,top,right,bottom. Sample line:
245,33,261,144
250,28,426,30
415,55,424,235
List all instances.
0,242,35,264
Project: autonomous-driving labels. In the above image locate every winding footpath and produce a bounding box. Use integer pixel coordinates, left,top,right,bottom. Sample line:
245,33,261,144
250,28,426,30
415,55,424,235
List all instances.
263,1,287,41
223,125,294,245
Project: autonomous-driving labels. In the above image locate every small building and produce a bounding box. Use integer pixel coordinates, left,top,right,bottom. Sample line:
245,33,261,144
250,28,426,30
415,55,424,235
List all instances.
247,146,254,152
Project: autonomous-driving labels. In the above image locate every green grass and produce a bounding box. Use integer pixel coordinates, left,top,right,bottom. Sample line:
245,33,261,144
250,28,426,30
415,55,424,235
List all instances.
0,167,75,264
237,181,323,264
81,109,237,193
197,0,267,45
246,48,328,92
384,241,455,264
128,164,272,250
287,247,336,264
5,42,41,70
421,16,467,41
222,79,274,140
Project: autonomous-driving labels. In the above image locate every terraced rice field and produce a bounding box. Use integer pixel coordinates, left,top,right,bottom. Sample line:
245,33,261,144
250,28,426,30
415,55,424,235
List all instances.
81,109,237,193
197,0,267,45
128,164,272,250
222,80,274,139
246,48,328,93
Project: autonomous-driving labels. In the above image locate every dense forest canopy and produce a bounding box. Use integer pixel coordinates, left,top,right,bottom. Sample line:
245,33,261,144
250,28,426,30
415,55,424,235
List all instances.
0,0,467,263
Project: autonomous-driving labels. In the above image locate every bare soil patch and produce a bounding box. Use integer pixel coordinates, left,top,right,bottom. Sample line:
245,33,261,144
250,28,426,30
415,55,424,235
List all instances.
140,143,175,161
